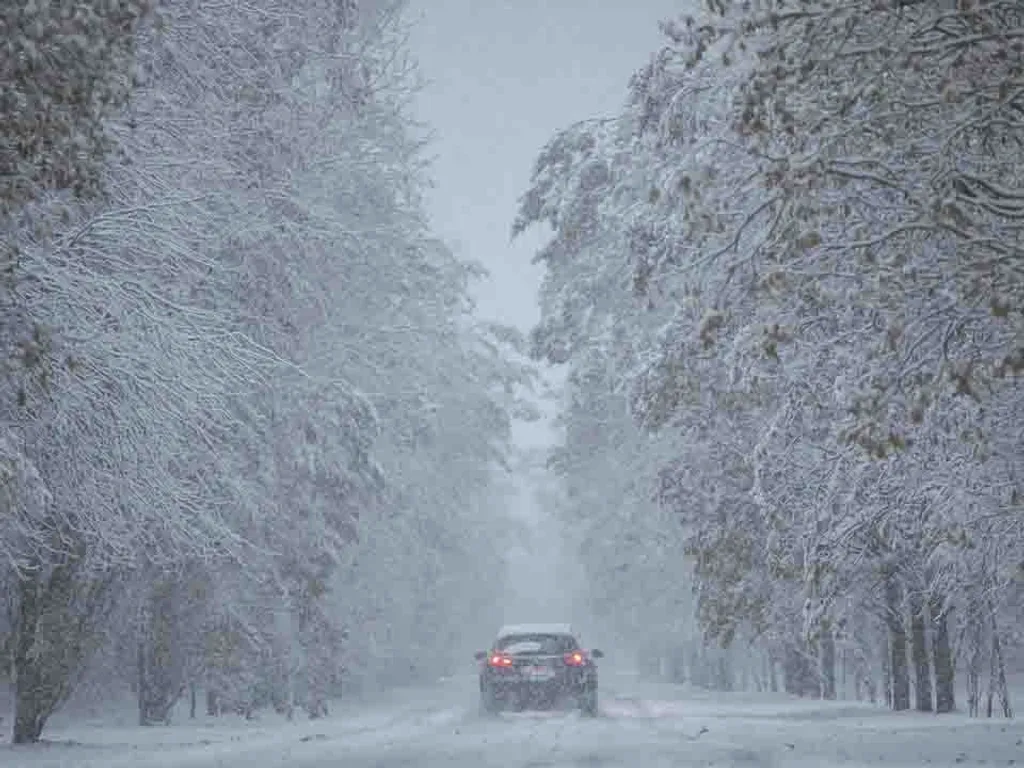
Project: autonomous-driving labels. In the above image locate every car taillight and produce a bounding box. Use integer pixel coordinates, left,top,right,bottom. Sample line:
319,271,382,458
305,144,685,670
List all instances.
564,651,587,666
488,653,513,667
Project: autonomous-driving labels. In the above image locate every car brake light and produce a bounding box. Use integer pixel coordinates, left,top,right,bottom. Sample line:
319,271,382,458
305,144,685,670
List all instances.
564,651,587,666
488,653,513,667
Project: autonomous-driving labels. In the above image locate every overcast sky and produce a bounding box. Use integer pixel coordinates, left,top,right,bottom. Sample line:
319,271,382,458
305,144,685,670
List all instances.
408,1,681,331
409,0,681,455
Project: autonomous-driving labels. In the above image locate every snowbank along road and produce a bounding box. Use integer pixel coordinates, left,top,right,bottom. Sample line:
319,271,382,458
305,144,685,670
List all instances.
4,672,1024,767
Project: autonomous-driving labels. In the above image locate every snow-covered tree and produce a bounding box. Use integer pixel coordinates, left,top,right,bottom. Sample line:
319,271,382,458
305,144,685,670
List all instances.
2,0,528,741
517,1,1023,713
0,0,152,211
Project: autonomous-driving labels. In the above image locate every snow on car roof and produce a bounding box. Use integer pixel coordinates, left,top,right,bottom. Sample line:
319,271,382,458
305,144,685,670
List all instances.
497,623,575,638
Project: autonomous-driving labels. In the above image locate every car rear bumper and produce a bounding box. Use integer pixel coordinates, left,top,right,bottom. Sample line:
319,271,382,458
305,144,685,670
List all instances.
483,671,595,699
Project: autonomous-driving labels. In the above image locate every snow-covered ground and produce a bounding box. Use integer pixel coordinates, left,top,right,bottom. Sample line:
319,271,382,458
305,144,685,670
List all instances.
3,672,1022,767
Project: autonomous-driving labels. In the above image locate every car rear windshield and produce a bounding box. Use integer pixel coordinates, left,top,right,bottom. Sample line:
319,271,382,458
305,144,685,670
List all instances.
495,634,578,655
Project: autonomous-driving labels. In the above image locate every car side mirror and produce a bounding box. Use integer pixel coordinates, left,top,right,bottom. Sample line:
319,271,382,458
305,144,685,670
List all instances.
590,649,604,659
474,651,487,661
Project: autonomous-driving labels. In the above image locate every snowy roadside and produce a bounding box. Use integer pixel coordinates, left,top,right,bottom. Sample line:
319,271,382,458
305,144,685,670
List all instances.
0,676,472,768
598,672,1024,767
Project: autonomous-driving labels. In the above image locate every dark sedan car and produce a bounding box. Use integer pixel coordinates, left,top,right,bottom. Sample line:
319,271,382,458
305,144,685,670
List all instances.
474,623,604,716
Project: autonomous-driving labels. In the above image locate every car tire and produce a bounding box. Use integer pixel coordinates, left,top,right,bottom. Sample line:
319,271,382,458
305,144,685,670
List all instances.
579,688,598,717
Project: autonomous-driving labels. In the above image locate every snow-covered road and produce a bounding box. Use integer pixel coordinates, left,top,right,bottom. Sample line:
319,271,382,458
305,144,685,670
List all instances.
5,672,1024,767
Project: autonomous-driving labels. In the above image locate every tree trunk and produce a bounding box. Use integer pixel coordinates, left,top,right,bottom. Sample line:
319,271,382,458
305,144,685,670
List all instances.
782,644,817,697
717,654,732,691
986,645,995,718
881,630,892,708
851,650,862,702
190,684,197,719
988,607,1012,718
820,624,836,700
669,646,687,684
930,597,955,714
690,647,710,689
839,646,847,700
882,564,910,711
862,644,878,704
888,614,911,711
909,591,932,712
137,580,186,726
853,638,876,704
966,600,982,717
206,689,219,716
12,557,112,744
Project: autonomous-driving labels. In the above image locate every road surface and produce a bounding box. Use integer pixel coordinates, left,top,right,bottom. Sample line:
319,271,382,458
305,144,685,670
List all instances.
8,670,1024,767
